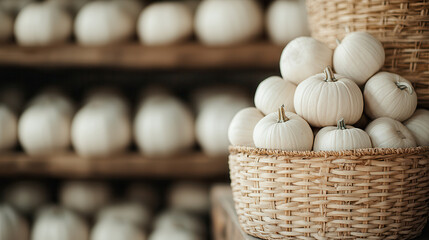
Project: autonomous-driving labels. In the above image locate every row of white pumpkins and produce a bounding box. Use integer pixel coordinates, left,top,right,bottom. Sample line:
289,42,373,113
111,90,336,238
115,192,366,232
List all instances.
1,181,209,240
0,0,310,46
0,87,252,157
228,33,429,151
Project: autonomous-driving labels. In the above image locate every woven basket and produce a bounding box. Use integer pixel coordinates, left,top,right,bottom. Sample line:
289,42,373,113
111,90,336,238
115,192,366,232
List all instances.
229,146,429,240
306,0,429,107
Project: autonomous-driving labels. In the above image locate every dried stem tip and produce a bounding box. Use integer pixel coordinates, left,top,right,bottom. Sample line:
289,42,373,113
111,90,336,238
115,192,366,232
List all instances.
396,81,414,95
337,118,347,130
324,66,337,82
278,105,289,123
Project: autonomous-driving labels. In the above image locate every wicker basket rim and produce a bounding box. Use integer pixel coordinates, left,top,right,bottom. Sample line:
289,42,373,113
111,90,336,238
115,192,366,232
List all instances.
229,145,429,158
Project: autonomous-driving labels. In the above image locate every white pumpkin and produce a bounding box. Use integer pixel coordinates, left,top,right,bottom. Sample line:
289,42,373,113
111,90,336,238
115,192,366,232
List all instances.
365,117,416,148
280,37,333,85
134,93,195,157
196,96,252,156
266,0,310,45
0,105,17,151
364,72,417,121
32,206,89,240
0,0,33,14
191,86,250,113
195,0,263,46
154,209,205,235
253,105,313,151
254,76,296,115
404,109,429,146
333,32,385,86
228,107,264,147
168,182,209,214
98,202,151,228
14,2,72,46
91,217,145,240
0,11,13,42
294,66,364,127
138,2,193,46
126,183,159,209
0,205,29,240
313,118,372,151
75,1,135,45
72,97,131,158
3,181,48,214
19,91,74,156
60,181,111,216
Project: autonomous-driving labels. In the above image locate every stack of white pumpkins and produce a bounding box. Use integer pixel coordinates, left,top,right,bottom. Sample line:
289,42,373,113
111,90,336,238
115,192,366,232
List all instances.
0,85,248,158
0,0,309,46
229,33,429,151
0,180,208,240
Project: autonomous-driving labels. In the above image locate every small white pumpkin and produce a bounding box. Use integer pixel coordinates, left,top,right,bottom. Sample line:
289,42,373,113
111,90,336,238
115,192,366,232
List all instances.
91,217,145,240
266,0,310,45
280,37,333,85
254,76,296,115
138,2,193,46
168,182,209,214
74,1,135,45
134,93,195,157
98,202,151,228
253,105,313,151
195,0,263,46
126,183,159,209
60,181,111,216
14,2,72,46
19,91,74,156
333,32,385,86
404,109,429,146
32,206,89,240
191,86,250,113
0,205,29,240
314,118,372,151
153,209,205,235
365,117,416,148
3,181,49,214
0,105,17,151
72,96,131,158
294,66,364,127
0,11,13,42
228,107,264,147
364,72,417,121
196,96,252,156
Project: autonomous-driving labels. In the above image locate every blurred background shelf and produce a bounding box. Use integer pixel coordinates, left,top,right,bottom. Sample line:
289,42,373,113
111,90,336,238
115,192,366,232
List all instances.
0,152,227,178
0,42,282,69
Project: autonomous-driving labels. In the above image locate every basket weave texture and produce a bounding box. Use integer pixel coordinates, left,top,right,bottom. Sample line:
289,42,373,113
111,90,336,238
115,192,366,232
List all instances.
306,0,429,107
229,146,429,240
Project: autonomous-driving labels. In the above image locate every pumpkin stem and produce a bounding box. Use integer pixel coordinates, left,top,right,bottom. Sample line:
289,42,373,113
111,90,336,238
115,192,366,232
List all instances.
277,105,289,123
336,39,341,45
337,118,347,130
324,66,337,82
396,82,414,95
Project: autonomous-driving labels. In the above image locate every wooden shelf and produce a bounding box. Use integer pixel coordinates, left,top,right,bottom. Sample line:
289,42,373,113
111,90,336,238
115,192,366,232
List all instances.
0,152,228,178
0,42,282,69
